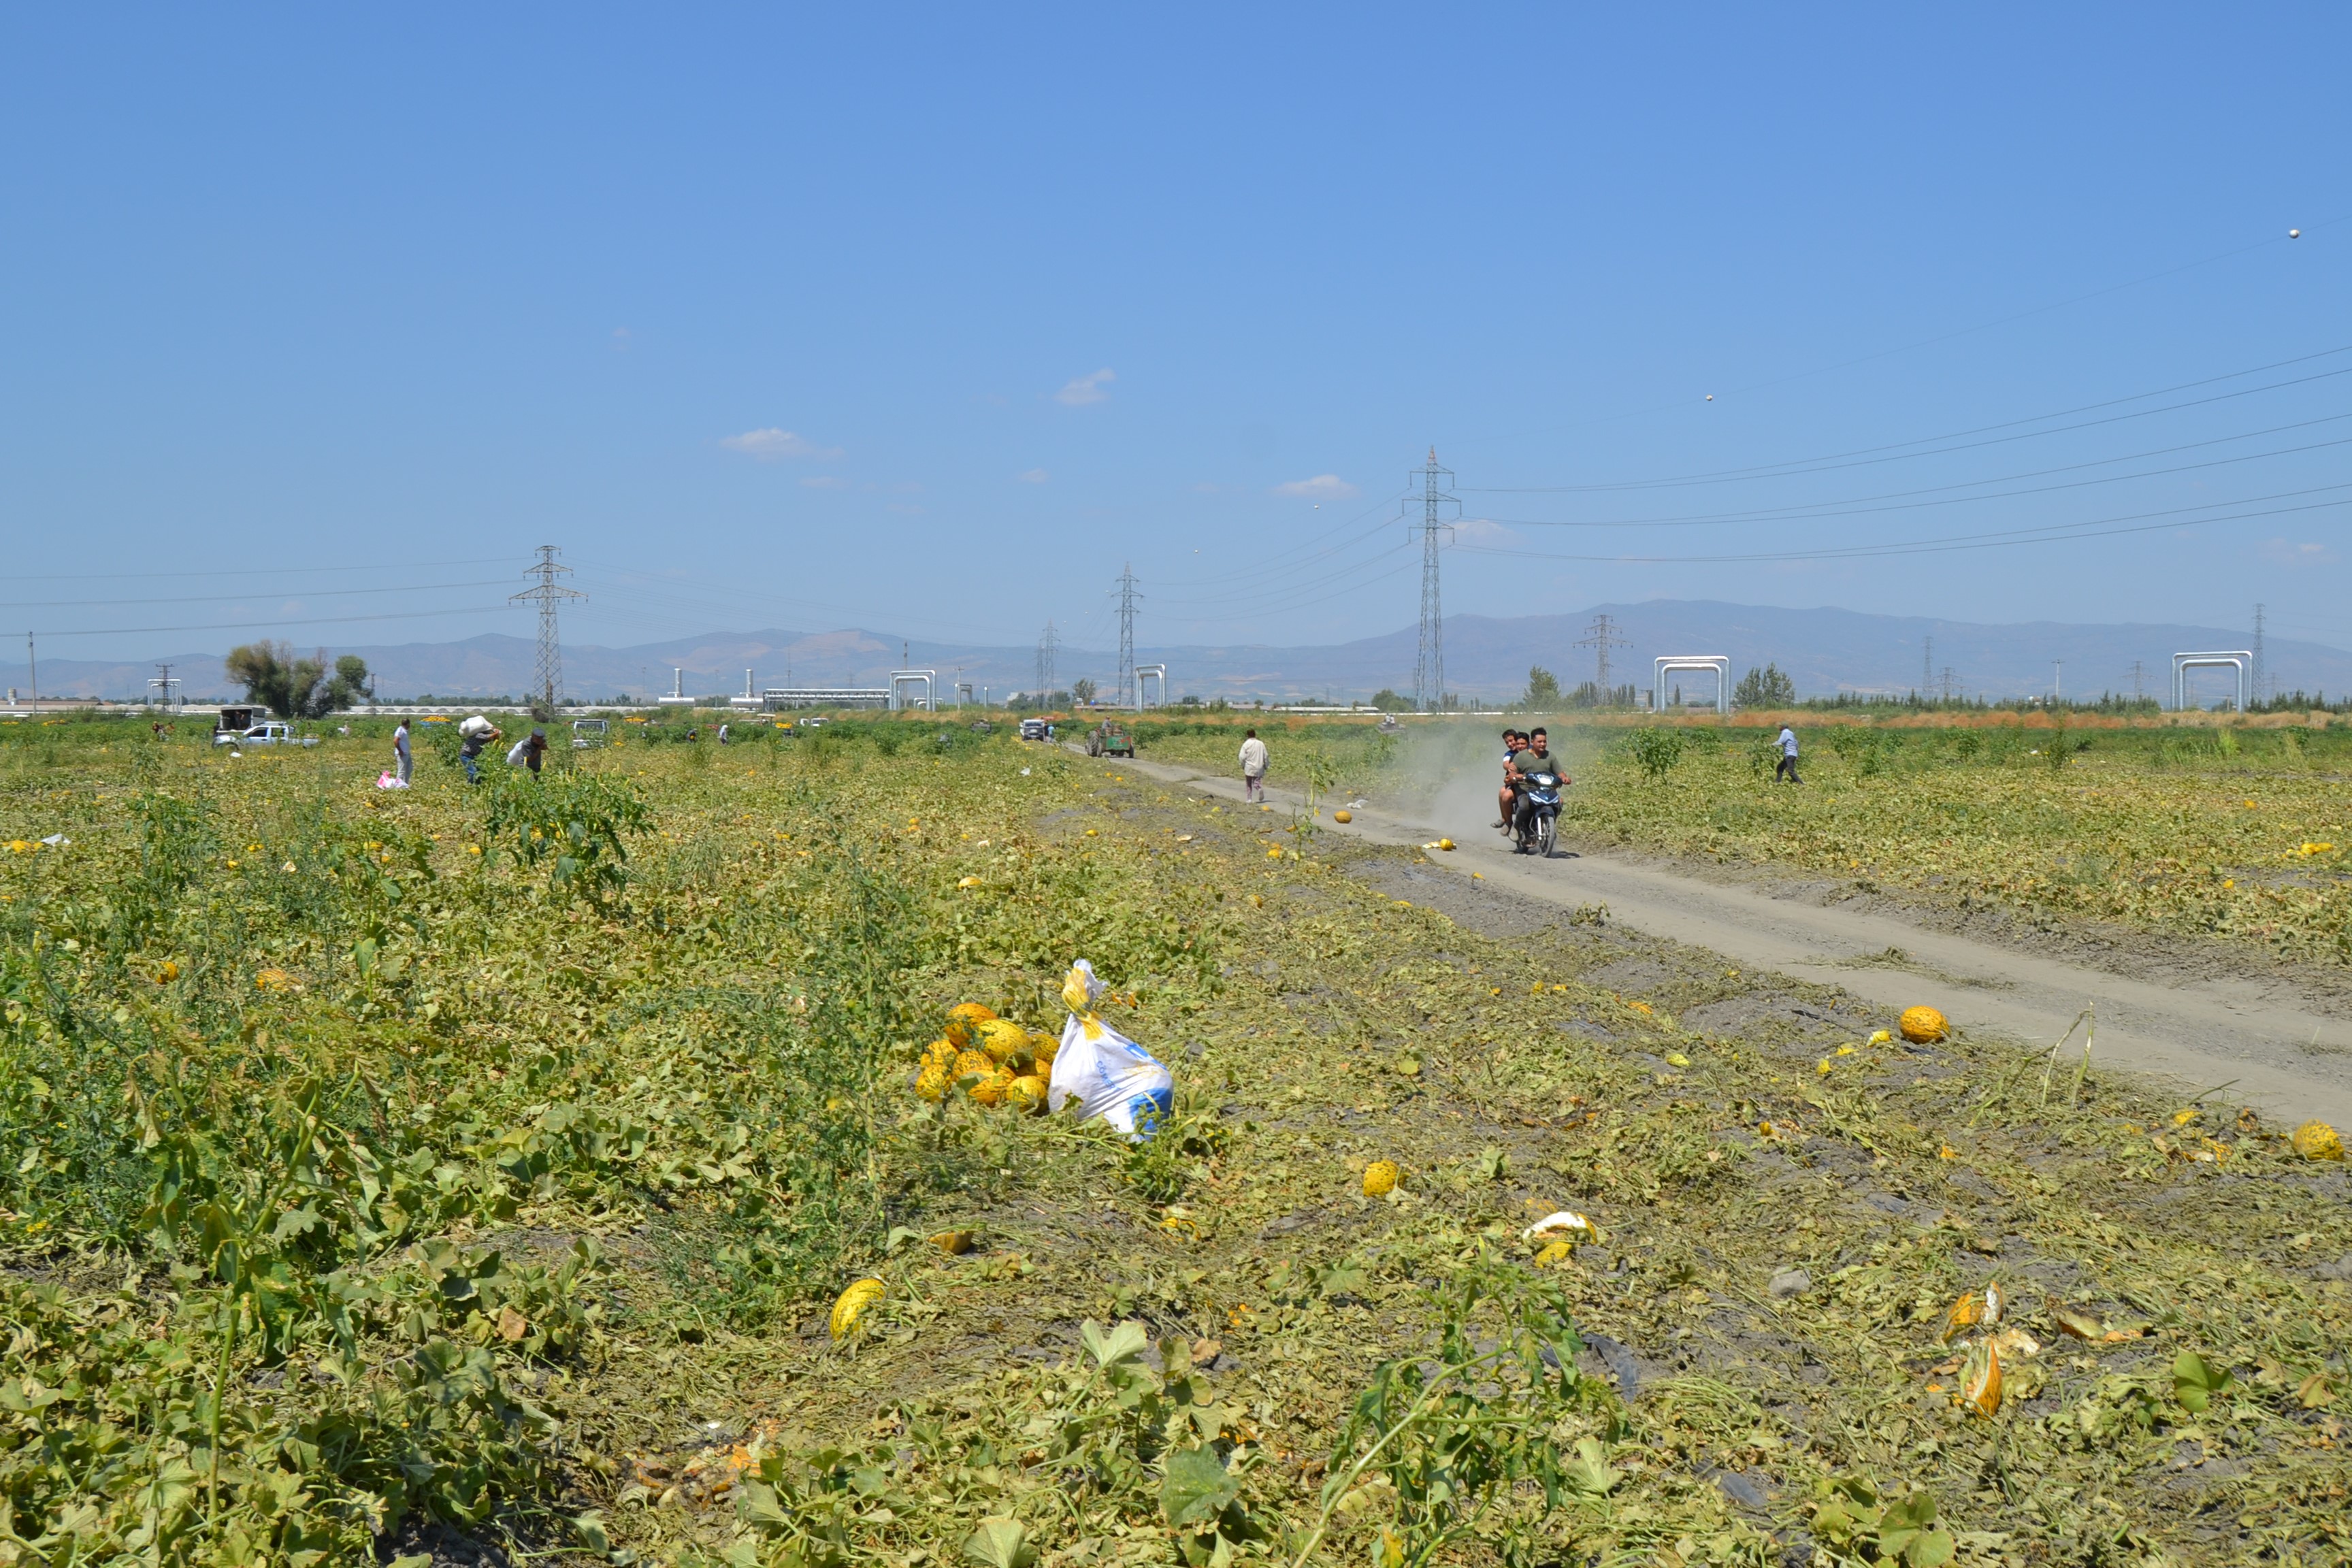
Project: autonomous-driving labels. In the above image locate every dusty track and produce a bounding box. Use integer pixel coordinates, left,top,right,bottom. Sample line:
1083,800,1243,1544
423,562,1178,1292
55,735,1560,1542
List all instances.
1097,747,2352,1127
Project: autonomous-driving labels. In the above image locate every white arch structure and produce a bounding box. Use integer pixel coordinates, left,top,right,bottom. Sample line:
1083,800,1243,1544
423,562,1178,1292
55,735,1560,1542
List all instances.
889,669,937,711
1654,655,1731,716
1134,664,1167,708
2172,651,2251,712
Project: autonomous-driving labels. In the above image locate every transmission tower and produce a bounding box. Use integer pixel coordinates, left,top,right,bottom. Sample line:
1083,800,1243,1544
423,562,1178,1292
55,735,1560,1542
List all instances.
1115,564,1141,709
510,545,585,721
1403,448,1460,711
1921,636,1933,697
1036,621,1059,707
2253,603,2267,704
2129,659,2146,700
147,662,181,712
1574,613,1629,701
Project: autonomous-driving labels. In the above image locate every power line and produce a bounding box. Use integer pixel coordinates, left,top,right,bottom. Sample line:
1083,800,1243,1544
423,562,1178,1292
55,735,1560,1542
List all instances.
22,603,517,640
3,556,515,584
1451,480,2352,566
1467,346,2352,495
0,577,516,612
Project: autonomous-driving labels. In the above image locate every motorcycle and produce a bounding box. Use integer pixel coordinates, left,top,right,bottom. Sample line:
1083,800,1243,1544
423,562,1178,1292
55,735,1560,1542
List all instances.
1514,767,1564,858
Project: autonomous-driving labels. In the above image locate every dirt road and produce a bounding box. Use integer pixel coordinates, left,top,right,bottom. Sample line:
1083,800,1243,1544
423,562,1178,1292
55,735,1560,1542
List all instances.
1104,749,2352,1127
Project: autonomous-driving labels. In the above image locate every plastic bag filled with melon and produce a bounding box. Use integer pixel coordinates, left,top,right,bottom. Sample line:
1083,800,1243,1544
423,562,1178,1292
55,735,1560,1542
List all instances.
1047,958,1173,1141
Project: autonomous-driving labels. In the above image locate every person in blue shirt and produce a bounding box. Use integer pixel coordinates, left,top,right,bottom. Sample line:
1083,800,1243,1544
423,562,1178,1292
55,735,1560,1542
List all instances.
1775,725,1801,783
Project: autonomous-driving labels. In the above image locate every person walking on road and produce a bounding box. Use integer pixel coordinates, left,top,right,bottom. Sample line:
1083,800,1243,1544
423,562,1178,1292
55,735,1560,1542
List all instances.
392,719,412,785
1239,728,1268,803
1775,724,1801,783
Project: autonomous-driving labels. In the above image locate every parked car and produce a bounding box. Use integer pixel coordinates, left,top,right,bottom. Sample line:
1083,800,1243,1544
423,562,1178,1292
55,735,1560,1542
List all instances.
213,719,316,747
1085,720,1135,758
1019,718,1048,741
572,718,610,749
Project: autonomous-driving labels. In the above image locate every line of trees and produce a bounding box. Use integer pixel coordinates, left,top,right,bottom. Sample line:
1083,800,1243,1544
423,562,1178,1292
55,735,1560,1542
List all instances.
222,642,372,718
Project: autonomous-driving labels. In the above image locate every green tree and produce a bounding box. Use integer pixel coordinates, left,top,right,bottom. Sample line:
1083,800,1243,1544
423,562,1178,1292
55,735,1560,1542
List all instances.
1521,665,1561,709
1369,688,1411,713
222,642,372,717
1070,678,1098,705
1733,663,1797,709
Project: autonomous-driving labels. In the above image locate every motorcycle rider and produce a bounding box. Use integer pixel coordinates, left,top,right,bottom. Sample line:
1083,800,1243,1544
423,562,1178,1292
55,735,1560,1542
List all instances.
1506,728,1565,842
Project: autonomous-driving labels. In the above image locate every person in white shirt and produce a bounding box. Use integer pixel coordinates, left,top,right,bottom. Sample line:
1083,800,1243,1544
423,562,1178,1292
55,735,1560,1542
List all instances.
1776,725,1801,783
391,719,412,785
1238,729,1269,803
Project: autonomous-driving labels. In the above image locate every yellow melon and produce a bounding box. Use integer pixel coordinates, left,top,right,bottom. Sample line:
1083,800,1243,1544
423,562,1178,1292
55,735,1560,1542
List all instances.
1899,1005,1949,1043
953,1049,995,1085
970,1071,1013,1107
830,1277,885,1339
977,1017,1030,1065
915,1064,949,1102
946,1002,997,1047
1006,1075,1049,1113
921,1038,959,1070
1029,1028,1060,1064
1333,809,1352,823
2293,1120,2345,1160
1362,1160,1400,1197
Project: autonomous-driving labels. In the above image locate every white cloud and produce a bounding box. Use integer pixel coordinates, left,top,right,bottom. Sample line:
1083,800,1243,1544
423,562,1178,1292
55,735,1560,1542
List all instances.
721,427,843,461
1451,517,1518,544
2259,537,2337,565
1015,468,1050,485
1272,474,1359,500
798,475,851,489
1054,368,1115,406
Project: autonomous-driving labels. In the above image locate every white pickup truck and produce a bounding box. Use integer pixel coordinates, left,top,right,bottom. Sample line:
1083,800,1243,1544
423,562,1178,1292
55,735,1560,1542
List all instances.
214,720,318,747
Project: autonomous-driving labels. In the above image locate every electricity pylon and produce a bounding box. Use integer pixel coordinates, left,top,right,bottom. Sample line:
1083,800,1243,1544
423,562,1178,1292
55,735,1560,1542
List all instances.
1405,448,1459,712
511,546,585,721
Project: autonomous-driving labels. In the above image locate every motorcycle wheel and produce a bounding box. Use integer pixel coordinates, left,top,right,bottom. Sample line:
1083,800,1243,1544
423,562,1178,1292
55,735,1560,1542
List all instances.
1536,815,1557,859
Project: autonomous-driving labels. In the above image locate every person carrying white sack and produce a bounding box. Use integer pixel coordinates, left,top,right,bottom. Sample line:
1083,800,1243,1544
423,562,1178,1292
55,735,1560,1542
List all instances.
1047,958,1173,1141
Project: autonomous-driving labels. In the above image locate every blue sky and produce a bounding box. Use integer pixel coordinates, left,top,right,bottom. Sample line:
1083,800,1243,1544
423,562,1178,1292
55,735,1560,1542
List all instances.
3,4,2347,668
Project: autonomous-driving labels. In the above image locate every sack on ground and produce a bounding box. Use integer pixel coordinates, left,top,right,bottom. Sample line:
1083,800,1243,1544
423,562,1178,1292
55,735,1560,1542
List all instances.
1048,959,1173,1141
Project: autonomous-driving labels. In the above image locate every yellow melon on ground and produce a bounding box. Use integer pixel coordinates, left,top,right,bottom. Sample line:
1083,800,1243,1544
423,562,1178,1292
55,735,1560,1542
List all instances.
1006,1075,1049,1113
830,1277,885,1340
946,1002,996,1046
1029,1028,1060,1065
921,1038,959,1071
977,1017,1030,1065
1899,1005,1949,1043
1362,1160,1400,1197
2293,1120,2345,1160
1333,809,1352,823
915,1064,949,1102
970,1071,1013,1107
953,1049,996,1085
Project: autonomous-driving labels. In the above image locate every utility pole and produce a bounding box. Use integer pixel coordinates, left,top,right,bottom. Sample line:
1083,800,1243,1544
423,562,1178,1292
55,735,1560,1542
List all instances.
1941,666,1956,702
1036,621,1059,708
1115,564,1141,709
2252,603,2267,706
26,632,35,713
1921,636,1933,698
2129,659,2146,700
2053,661,2062,706
1574,613,1629,703
1404,448,1460,712
510,545,585,722
148,662,180,712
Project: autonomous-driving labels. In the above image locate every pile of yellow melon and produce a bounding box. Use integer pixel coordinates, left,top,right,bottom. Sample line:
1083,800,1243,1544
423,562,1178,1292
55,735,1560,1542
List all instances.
914,1001,1058,1113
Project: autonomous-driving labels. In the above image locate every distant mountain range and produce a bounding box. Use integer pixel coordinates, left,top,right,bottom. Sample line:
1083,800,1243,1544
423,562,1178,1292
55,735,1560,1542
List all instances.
3,602,2341,706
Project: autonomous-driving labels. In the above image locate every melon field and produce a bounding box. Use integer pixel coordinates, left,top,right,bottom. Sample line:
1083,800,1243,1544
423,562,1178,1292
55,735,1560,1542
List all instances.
2,716,2349,1567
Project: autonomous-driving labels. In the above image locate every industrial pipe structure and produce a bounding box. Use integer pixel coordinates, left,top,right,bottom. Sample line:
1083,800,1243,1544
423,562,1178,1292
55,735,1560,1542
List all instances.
1653,656,1732,716
889,670,937,711
1134,663,1167,709
2171,651,2252,712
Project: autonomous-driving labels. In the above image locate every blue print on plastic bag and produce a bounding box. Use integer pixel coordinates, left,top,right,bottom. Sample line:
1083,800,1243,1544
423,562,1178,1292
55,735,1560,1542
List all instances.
1127,1086,1174,1141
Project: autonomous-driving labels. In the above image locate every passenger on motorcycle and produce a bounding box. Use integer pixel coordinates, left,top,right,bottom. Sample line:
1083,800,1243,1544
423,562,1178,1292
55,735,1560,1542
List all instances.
1495,728,1524,830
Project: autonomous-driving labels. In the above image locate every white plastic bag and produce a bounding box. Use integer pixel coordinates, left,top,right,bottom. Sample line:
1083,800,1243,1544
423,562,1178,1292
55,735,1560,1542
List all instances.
1047,959,1173,1141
